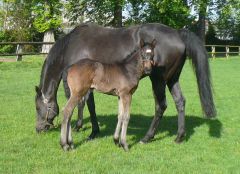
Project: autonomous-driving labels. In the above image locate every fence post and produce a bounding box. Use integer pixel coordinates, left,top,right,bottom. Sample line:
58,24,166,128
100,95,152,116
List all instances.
16,44,23,61
211,46,215,59
226,46,229,59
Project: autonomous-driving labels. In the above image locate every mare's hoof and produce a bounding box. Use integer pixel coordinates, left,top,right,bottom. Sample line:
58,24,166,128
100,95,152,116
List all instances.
74,127,80,132
87,130,100,140
174,134,185,143
140,135,153,144
139,140,147,144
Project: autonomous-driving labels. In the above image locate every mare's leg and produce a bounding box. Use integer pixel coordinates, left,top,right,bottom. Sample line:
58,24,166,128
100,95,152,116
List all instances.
119,95,132,151
168,81,186,143
113,97,124,144
86,91,100,140
141,70,167,143
60,95,78,151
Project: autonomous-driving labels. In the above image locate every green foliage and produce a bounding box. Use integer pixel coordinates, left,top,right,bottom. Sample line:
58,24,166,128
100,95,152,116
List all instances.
141,0,192,28
0,56,240,173
0,0,42,41
206,23,217,44
213,0,240,42
0,30,15,53
65,0,125,26
66,0,193,28
32,0,62,33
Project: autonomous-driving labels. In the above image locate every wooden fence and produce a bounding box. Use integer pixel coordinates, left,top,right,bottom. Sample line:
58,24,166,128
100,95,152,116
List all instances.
205,45,240,59
0,42,54,61
0,42,240,61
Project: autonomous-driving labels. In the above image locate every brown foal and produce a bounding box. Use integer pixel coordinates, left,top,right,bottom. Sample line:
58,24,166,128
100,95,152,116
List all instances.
61,39,156,151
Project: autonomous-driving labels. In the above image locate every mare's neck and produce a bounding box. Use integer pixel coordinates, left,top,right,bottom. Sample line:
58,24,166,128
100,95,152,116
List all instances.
39,59,63,100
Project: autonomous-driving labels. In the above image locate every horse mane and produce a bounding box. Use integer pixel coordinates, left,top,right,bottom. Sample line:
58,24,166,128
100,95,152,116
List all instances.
46,24,89,66
120,47,140,64
121,42,152,64
38,24,90,88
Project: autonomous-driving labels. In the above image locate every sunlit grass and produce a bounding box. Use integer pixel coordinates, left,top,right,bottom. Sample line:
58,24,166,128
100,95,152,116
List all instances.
0,56,240,173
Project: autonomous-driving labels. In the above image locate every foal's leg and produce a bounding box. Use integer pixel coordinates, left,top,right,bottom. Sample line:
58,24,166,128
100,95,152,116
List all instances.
140,72,167,143
119,95,132,151
63,72,84,131
113,97,124,144
60,95,78,151
168,81,186,143
63,72,100,135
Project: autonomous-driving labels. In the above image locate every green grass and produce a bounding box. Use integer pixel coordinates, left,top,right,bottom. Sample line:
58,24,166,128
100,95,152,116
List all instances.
0,56,240,173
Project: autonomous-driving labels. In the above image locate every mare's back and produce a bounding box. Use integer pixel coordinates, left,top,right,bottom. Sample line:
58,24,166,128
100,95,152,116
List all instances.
64,24,140,64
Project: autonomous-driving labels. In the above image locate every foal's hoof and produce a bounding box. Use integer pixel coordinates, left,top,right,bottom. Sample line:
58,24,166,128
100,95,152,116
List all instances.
113,138,119,145
174,134,185,143
62,144,70,151
69,143,74,150
74,122,83,132
61,143,74,151
120,143,129,152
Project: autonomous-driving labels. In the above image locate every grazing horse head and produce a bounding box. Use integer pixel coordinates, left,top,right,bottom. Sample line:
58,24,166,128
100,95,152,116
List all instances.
35,86,59,132
140,39,157,75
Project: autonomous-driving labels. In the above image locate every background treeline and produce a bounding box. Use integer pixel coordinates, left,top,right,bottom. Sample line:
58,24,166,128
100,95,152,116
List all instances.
0,0,240,53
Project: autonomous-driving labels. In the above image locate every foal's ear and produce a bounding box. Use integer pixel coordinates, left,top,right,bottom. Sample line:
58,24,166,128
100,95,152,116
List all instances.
151,39,157,48
140,39,145,48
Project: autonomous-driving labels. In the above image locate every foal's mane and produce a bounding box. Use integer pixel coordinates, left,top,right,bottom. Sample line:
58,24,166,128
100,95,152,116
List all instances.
121,42,152,64
121,47,140,64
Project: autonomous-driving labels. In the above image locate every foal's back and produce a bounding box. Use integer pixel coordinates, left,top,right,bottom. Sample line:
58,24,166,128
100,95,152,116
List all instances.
67,59,138,96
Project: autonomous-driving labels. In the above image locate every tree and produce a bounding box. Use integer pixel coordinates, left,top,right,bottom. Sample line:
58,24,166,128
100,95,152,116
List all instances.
32,0,63,52
213,0,240,43
65,0,125,27
0,0,34,41
141,0,192,28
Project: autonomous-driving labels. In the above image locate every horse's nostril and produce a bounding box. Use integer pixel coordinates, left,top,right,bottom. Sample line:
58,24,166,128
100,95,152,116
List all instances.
45,125,50,130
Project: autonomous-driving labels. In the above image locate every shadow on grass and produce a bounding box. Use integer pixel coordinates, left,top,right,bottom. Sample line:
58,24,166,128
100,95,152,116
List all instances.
50,114,222,148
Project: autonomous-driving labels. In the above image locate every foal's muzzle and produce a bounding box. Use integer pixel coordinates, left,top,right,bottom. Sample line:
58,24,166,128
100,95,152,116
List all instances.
143,60,154,74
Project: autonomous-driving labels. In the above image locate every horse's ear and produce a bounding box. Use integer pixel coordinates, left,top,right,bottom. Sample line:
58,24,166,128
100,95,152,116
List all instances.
35,86,41,96
151,39,157,48
140,39,145,48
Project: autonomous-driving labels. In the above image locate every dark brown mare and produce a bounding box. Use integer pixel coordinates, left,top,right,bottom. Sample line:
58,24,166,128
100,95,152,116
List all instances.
35,23,216,144
60,40,156,151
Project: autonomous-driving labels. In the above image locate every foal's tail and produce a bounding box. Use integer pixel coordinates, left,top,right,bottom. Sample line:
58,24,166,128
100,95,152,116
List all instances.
178,29,216,118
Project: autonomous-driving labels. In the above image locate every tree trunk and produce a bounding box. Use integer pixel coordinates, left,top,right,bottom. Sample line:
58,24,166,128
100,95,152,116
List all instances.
197,1,208,43
41,30,55,54
112,0,123,27
198,12,206,43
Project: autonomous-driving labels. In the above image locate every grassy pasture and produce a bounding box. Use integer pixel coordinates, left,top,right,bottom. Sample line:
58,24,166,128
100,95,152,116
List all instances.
0,56,240,173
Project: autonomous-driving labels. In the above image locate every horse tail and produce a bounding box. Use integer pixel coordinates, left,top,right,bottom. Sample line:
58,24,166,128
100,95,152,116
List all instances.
178,29,216,118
